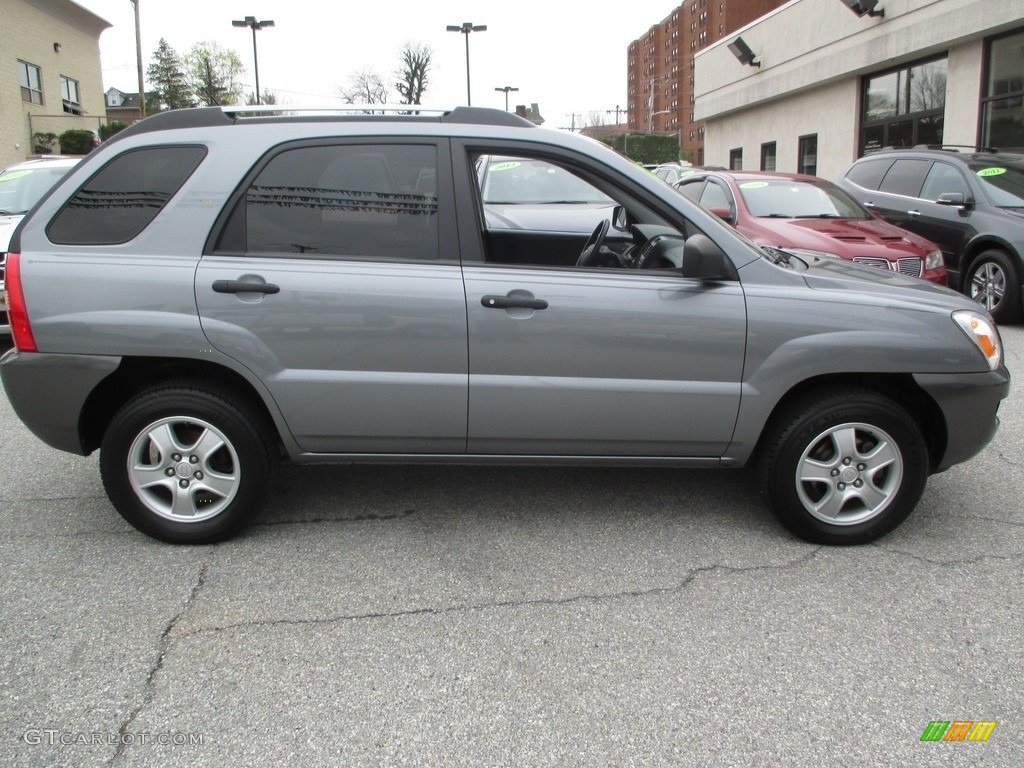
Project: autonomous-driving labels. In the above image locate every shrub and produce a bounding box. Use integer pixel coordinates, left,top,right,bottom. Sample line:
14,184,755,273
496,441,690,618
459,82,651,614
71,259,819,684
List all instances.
58,129,97,155
99,122,130,141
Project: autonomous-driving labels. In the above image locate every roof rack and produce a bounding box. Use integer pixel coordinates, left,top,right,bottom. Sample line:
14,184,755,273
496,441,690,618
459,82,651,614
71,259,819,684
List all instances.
221,104,452,117
912,144,1001,153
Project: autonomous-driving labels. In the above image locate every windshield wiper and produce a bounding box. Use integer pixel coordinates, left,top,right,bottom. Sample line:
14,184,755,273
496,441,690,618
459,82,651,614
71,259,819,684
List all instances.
793,213,842,218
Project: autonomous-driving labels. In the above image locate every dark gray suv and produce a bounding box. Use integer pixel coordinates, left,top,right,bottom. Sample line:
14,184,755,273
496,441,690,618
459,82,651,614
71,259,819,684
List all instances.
836,147,1024,323
0,106,1010,545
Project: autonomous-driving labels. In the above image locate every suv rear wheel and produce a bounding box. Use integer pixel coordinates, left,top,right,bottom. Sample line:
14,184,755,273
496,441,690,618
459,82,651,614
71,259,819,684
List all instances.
100,384,275,543
759,389,928,545
965,249,1021,323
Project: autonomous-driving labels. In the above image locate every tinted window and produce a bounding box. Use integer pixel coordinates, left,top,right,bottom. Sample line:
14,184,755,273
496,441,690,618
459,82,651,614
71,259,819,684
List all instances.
920,162,969,201
844,158,893,191
47,146,206,245
676,178,704,202
699,180,732,210
237,144,438,259
878,159,930,197
968,161,1024,206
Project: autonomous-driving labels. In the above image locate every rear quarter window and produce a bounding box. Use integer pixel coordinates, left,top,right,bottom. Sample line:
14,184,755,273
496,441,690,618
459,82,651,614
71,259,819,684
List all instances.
46,146,207,245
843,157,893,191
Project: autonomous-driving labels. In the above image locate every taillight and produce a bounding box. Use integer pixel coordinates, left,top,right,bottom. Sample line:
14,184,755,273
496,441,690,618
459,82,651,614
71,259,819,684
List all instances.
5,253,37,352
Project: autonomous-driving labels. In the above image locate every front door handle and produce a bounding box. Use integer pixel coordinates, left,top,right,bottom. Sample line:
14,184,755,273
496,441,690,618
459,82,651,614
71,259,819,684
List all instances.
907,210,921,217
212,279,280,295
863,201,876,209
481,294,548,311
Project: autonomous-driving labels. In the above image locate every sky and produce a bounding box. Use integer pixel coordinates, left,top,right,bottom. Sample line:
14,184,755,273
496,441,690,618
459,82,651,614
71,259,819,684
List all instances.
73,0,682,130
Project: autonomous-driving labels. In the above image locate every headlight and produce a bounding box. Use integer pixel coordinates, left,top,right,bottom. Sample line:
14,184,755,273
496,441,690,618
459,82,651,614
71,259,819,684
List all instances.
924,249,944,270
952,310,1002,370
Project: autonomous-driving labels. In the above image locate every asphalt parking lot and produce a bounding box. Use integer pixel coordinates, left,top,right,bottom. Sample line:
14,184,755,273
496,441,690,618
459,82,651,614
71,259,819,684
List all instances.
1,327,1021,767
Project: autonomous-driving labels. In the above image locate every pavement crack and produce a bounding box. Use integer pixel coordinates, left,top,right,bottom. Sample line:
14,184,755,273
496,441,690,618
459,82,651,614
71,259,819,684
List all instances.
178,547,821,639
108,563,208,766
870,544,1024,567
255,509,417,527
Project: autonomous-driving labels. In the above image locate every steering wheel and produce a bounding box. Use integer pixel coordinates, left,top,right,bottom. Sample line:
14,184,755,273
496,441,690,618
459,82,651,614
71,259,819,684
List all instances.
575,219,610,267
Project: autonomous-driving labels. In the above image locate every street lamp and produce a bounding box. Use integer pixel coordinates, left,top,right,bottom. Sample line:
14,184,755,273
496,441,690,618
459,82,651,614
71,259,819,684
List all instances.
494,85,518,111
232,15,274,105
447,22,486,105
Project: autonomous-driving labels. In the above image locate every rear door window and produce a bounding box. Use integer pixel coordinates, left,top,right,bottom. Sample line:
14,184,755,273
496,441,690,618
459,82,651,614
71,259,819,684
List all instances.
47,146,206,245
217,143,439,260
878,159,930,198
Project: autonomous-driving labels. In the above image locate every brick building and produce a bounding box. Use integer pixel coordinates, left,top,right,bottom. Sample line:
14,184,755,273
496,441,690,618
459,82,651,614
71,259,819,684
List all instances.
627,0,787,165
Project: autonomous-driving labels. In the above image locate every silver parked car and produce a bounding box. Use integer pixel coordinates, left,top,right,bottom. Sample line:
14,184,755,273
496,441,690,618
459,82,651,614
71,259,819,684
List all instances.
0,106,1009,545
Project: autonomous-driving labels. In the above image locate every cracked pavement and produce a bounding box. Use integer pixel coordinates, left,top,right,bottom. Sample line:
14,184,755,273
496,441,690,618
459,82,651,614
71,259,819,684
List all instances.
1,326,1021,767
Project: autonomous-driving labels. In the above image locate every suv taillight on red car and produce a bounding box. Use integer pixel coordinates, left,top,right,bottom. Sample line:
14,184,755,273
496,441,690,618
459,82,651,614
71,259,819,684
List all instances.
5,253,37,352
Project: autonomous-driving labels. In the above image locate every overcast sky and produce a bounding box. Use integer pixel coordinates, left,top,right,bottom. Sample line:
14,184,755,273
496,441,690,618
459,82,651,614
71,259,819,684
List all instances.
73,0,680,130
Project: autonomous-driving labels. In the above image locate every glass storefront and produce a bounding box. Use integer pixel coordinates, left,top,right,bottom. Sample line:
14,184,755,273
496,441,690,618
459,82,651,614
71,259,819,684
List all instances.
860,57,947,154
981,28,1024,152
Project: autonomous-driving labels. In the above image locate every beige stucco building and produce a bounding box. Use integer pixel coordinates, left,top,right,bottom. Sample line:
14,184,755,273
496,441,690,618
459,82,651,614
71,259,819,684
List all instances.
2,0,110,168
694,0,1024,180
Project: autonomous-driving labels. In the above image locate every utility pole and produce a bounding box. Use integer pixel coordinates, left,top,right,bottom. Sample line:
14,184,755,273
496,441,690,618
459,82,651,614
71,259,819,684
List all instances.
130,0,145,117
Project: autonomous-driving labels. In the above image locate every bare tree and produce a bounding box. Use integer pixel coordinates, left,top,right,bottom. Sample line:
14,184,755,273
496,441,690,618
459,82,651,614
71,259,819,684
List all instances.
395,43,432,105
339,69,390,106
183,41,244,106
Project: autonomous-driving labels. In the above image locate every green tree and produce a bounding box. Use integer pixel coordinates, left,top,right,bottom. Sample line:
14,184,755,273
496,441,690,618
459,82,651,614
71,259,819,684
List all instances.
245,89,278,106
146,38,193,111
58,129,95,155
183,42,245,106
395,43,432,105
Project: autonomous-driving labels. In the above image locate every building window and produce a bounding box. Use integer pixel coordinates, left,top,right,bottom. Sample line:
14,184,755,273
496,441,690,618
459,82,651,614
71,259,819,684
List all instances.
860,56,947,155
61,75,82,115
760,142,776,171
981,27,1024,152
18,60,43,105
729,148,742,170
798,135,818,175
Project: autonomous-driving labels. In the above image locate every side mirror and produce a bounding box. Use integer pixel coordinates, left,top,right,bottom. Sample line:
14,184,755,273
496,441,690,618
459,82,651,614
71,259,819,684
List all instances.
936,192,970,207
682,234,739,281
613,204,628,231
707,206,735,225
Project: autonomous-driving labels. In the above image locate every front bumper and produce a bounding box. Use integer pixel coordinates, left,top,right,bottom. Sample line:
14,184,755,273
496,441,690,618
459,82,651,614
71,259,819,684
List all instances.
914,366,1011,471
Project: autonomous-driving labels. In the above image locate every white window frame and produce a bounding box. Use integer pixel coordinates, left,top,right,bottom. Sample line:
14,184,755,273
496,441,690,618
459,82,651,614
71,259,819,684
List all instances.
19,60,43,105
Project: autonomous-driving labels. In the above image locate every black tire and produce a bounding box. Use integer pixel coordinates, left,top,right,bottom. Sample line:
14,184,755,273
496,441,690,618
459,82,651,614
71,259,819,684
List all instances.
758,389,928,545
965,249,1021,323
100,384,276,544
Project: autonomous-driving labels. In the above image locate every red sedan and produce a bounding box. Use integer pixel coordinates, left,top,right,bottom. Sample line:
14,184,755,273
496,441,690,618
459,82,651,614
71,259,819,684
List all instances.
676,170,947,285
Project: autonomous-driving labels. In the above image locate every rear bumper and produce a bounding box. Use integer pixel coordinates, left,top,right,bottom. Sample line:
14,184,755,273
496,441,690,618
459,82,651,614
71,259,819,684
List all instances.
914,366,1011,471
0,349,120,455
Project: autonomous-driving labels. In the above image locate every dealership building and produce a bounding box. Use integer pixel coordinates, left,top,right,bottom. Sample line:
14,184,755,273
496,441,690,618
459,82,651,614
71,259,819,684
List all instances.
693,0,1024,180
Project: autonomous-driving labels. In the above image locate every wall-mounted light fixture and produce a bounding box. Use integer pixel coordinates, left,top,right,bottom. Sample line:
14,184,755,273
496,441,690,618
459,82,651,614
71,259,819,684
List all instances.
839,0,884,18
53,43,62,53
727,37,761,68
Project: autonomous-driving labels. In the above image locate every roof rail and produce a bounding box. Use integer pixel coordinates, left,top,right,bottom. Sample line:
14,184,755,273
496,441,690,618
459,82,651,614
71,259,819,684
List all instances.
912,144,1001,153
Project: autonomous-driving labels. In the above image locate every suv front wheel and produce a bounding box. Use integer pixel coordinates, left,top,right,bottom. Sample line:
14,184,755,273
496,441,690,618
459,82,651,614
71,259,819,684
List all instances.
100,384,276,543
965,249,1021,323
759,389,928,545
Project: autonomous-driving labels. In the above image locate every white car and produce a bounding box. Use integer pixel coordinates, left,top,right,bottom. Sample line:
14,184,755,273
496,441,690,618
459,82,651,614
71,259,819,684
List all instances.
0,156,80,334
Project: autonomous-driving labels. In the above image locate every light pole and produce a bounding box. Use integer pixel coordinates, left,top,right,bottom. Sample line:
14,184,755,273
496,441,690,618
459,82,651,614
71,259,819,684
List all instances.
232,15,274,105
130,0,145,117
447,22,486,105
494,85,518,111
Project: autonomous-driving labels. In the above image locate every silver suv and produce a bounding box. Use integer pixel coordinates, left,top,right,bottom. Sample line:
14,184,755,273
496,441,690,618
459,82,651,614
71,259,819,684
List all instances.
0,106,1010,545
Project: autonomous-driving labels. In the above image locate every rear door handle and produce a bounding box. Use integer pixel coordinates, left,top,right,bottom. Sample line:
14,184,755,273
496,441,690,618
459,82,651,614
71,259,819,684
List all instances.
212,279,280,294
481,294,548,310
907,210,921,217
863,201,876,209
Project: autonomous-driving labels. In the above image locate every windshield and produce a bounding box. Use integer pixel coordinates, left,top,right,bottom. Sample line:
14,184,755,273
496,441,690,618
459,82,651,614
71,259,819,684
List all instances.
478,157,613,205
738,179,869,219
969,161,1024,207
0,164,75,215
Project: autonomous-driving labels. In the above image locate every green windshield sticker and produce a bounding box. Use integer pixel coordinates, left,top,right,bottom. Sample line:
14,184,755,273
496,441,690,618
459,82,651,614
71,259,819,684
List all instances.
977,167,1006,177
678,170,696,178
489,161,521,172
739,181,769,189
0,170,33,184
